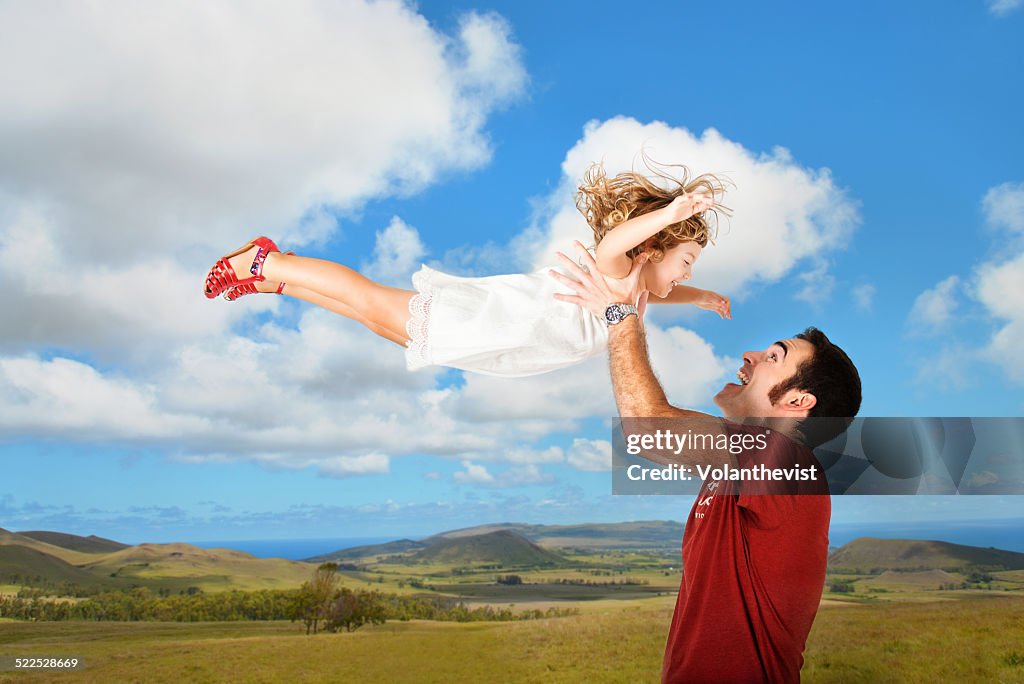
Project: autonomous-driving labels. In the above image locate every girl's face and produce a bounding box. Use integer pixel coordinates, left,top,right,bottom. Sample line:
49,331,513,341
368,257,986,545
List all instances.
643,242,702,298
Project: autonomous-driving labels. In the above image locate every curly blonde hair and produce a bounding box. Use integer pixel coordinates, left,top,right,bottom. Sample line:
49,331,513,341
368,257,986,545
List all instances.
576,156,732,261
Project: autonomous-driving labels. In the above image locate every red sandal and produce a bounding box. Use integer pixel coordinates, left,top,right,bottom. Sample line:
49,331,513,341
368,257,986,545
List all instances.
224,252,294,301
203,237,279,299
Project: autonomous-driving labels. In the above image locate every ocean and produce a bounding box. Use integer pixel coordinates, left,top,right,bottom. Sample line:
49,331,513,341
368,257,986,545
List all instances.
190,536,394,561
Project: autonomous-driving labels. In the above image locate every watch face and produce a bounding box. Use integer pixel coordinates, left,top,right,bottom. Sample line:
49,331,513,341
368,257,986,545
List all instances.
605,305,624,324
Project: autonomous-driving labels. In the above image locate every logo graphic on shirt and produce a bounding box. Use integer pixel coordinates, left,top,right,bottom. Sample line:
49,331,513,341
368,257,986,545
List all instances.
694,480,720,520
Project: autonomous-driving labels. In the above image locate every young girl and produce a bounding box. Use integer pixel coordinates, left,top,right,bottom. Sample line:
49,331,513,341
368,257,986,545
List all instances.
203,161,732,377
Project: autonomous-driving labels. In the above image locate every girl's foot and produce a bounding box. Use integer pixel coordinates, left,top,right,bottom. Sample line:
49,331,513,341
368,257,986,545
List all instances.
203,237,278,299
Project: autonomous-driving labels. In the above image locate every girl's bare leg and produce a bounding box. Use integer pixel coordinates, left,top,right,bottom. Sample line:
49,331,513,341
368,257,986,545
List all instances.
216,246,415,339
281,283,409,347
261,252,413,336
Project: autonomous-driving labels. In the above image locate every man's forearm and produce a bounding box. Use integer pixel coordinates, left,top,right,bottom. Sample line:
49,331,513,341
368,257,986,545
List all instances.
608,317,677,417
609,317,735,469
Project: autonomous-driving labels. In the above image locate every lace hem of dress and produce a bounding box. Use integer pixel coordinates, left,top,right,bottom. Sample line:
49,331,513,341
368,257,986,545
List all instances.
405,269,434,370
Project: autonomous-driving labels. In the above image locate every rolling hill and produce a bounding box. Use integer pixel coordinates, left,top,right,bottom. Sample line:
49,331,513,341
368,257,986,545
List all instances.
73,542,316,590
311,529,570,567
17,530,129,554
1,529,317,593
310,520,687,562
828,537,1024,573
432,520,686,549
307,539,426,562
0,544,103,586
8,521,1024,597
413,530,568,567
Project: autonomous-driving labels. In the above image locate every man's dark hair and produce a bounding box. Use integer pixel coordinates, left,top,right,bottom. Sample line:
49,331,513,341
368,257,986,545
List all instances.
769,327,862,446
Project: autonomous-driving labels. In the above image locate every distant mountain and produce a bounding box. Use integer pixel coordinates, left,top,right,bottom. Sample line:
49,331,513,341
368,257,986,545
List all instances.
0,530,316,592
413,530,567,567
828,537,1024,573
0,528,98,566
311,530,568,567
310,520,687,562
0,545,103,586
17,531,129,554
431,520,686,549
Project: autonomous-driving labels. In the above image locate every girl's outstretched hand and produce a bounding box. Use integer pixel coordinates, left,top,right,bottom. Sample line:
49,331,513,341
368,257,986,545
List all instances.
665,192,715,223
694,288,732,319
549,241,647,319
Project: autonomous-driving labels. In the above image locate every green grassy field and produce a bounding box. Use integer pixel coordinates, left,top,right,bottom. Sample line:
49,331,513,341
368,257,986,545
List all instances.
2,597,1023,683
5,529,1024,681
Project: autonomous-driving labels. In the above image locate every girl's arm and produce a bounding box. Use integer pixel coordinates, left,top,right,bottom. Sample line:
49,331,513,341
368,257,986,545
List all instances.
649,284,703,305
595,193,713,278
649,285,732,319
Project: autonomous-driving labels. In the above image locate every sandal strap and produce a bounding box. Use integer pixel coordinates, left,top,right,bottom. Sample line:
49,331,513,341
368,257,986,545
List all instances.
224,280,287,301
250,247,269,277
224,281,259,301
205,257,237,296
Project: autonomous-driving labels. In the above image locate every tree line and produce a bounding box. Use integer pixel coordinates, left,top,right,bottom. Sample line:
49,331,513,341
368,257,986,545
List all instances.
0,563,578,630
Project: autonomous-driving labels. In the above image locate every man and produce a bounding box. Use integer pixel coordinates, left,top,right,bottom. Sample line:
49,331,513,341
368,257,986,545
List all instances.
551,245,862,683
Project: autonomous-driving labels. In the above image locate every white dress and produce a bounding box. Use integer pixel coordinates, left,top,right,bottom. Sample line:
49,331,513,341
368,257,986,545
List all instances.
405,265,609,377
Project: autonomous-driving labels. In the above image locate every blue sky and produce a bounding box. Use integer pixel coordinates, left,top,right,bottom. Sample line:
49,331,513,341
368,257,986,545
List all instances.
1,1,1023,544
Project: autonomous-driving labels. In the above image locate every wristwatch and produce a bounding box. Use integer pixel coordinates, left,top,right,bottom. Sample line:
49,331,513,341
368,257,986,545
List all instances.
604,303,638,325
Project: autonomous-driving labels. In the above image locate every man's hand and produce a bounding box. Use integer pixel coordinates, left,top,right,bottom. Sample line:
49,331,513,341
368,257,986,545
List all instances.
549,241,648,318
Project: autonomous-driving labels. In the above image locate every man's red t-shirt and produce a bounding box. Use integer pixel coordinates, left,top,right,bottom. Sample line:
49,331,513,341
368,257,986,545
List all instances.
661,429,830,684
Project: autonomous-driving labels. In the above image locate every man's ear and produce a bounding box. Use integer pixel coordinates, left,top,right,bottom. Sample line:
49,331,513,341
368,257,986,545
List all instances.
781,390,817,413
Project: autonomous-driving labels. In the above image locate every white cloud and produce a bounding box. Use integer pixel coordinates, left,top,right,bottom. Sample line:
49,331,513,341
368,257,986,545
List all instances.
907,275,961,334
453,358,614,426
911,181,1024,385
318,454,391,478
0,299,585,477
449,321,735,431
975,252,1024,381
0,1,526,355
3,69,792,483
987,0,1023,16
363,217,428,287
794,258,837,308
0,356,207,440
983,182,1024,232
498,464,555,487
0,207,258,357
912,345,974,391
566,439,612,472
0,304,739,479
454,461,495,485
852,284,876,312
520,117,860,300
646,325,738,409
452,461,553,488
502,446,566,465
975,252,1024,321
451,13,527,109
974,182,1024,383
